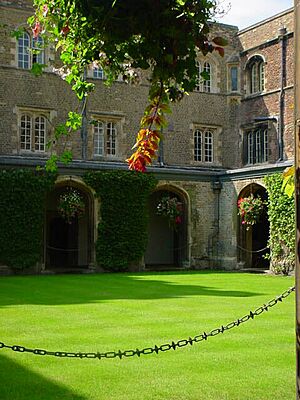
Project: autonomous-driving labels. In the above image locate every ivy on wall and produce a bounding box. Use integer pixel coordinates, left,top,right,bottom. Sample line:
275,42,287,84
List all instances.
84,170,157,271
264,173,295,274
0,169,56,269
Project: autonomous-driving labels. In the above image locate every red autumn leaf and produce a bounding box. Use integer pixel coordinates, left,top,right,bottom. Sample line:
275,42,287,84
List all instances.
61,25,70,36
32,21,41,38
214,46,225,57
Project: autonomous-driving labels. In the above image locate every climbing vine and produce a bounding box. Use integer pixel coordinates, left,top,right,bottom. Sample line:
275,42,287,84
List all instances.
264,173,295,274
84,170,157,271
0,169,56,269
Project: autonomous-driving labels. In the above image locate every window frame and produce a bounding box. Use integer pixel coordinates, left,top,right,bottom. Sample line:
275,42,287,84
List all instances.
19,111,48,153
93,66,105,80
93,119,118,158
203,62,211,93
195,60,212,93
193,127,214,163
229,65,239,92
245,126,268,165
194,129,202,161
247,56,265,95
17,31,45,70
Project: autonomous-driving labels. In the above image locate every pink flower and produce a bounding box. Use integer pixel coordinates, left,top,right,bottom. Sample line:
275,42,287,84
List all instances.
32,21,41,38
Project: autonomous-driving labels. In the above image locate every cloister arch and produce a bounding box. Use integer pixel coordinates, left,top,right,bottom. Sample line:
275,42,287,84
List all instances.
237,182,269,269
45,176,96,271
145,184,190,269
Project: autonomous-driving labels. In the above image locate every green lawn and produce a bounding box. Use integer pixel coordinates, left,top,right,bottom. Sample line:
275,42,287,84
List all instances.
0,271,295,400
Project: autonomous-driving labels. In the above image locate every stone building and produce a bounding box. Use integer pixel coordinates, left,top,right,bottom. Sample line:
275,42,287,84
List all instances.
0,1,294,272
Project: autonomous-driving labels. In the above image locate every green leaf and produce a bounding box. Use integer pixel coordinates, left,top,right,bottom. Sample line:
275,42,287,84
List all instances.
27,16,35,26
45,155,59,173
31,63,46,76
66,111,82,130
10,27,25,39
55,124,68,139
60,151,73,165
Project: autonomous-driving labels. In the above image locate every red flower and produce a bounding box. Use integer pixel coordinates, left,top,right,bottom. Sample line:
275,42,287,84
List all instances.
175,216,182,224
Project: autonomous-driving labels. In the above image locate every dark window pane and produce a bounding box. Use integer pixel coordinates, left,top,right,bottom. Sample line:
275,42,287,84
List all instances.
230,67,238,91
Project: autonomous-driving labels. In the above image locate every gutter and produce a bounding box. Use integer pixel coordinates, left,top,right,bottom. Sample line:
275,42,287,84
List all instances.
0,156,292,181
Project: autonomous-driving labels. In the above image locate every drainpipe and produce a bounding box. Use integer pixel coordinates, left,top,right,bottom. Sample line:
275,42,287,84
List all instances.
81,67,88,160
278,27,287,161
158,128,165,167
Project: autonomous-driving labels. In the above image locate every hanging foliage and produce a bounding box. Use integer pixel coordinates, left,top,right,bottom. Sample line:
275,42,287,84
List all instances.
58,187,85,224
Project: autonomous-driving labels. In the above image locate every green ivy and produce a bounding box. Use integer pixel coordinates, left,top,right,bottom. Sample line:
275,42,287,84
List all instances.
84,170,157,271
0,169,56,269
264,173,295,274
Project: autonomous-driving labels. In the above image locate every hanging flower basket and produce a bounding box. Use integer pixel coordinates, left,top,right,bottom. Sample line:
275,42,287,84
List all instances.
237,194,265,230
156,195,183,228
58,187,85,224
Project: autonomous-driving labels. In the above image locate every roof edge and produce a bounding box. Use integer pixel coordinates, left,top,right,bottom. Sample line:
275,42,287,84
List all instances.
238,7,294,35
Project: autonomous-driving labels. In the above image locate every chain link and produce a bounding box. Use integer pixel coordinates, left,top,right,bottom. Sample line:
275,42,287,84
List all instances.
0,286,295,361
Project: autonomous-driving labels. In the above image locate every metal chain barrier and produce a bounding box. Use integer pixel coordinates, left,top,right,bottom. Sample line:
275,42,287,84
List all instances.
236,244,269,254
0,286,295,361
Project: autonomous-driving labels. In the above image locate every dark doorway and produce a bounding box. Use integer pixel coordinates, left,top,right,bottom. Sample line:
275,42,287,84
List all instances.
48,216,79,268
145,189,187,269
45,183,92,270
238,184,269,269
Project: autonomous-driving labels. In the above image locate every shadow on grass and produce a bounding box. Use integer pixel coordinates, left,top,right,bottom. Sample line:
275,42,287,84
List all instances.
0,354,86,400
0,271,263,307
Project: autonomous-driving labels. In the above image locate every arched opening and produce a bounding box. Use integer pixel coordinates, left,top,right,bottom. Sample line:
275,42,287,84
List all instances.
145,188,188,269
237,183,269,269
45,180,94,271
